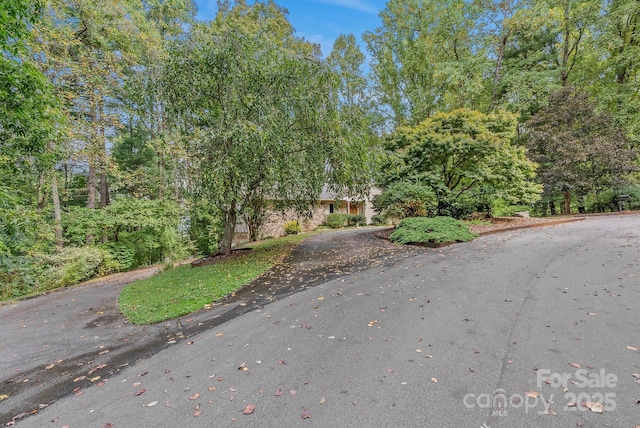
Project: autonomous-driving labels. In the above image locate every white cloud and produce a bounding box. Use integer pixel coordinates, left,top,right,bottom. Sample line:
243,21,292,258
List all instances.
309,0,378,14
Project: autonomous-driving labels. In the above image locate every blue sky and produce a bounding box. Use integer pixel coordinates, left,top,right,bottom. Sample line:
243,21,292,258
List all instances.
193,0,388,57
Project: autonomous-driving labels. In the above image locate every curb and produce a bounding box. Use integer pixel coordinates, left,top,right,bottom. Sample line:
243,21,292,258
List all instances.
477,216,586,236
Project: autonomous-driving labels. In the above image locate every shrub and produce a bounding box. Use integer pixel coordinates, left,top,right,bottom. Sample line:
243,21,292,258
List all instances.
371,214,388,225
325,213,348,229
389,216,477,245
491,198,534,217
1,246,121,300
284,221,302,235
347,214,366,226
373,182,436,219
37,246,120,289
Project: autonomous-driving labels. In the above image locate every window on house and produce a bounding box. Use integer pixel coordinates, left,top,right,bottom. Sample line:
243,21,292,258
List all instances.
329,203,334,213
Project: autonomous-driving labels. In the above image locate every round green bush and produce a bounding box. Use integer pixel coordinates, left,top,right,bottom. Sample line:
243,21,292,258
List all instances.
389,216,477,244
284,221,302,235
325,213,348,229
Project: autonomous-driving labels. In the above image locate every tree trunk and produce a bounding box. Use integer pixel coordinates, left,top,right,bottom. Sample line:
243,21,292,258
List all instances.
489,35,508,112
100,172,110,208
37,173,46,214
219,202,237,256
158,151,165,199
100,173,109,243
51,171,63,248
86,163,96,245
549,200,556,216
563,191,571,215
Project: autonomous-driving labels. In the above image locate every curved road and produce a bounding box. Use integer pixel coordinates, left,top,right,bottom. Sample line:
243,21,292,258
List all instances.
3,216,640,427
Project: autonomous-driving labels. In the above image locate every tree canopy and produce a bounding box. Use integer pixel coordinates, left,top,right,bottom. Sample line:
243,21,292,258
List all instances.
382,109,542,217
3,0,640,297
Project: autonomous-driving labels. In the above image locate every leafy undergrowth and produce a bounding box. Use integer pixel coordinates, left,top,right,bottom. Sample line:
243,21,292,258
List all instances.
389,216,477,244
119,233,316,325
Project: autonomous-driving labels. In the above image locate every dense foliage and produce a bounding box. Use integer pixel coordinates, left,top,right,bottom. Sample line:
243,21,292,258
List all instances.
389,217,477,244
3,0,640,298
379,109,542,218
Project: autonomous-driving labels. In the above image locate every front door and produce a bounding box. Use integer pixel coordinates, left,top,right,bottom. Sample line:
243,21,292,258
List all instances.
349,204,358,215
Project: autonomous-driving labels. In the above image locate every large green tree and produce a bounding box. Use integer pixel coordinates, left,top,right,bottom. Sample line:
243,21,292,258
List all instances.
364,0,488,126
382,109,541,217
1,0,63,254
164,25,370,254
526,86,637,214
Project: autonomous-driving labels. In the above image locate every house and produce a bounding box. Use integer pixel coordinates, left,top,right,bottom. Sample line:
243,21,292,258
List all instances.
235,186,382,243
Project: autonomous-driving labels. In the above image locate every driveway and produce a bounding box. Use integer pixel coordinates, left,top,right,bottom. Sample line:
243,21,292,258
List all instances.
3,217,640,427
0,227,422,425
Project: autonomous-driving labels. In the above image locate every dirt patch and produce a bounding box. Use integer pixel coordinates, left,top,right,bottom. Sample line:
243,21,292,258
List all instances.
190,248,253,268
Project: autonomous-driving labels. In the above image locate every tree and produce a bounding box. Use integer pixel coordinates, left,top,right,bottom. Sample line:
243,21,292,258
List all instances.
364,0,489,126
123,0,195,200
594,0,640,146
164,27,370,254
382,109,541,217
526,86,637,214
33,0,151,213
1,0,64,252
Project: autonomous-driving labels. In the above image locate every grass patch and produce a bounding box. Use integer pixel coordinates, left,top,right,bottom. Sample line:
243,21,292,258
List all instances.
119,233,315,325
389,216,477,245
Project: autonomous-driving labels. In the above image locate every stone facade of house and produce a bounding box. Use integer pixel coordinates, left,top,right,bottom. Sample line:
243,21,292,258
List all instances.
259,205,328,239
234,187,382,243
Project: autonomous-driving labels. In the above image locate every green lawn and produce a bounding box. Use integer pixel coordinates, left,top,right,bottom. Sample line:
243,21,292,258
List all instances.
119,233,315,325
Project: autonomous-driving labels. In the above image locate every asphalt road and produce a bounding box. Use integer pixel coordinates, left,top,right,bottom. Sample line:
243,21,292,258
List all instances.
3,216,640,427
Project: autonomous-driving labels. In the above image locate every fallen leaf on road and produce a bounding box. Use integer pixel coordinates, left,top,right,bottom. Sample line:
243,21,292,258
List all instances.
146,401,158,407
587,312,596,316
627,346,639,351
569,362,581,369
88,364,107,375
368,320,379,327
238,363,248,371
566,402,577,407
243,404,255,415
584,401,603,413
101,424,113,428
275,388,283,396
289,389,297,395
0,395,8,401
278,360,286,365
525,391,540,399
301,408,311,419
214,333,224,337
547,409,557,416
189,393,200,400
98,350,109,355
431,378,438,383
90,376,101,382
208,386,217,391
45,364,55,370
134,389,146,396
